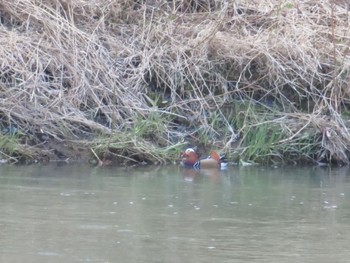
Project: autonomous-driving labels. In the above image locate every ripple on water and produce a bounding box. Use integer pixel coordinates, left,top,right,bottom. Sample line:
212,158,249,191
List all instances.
78,224,110,230
323,205,338,209
37,251,60,256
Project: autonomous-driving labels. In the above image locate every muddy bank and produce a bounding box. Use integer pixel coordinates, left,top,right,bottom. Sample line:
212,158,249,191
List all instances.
0,1,350,165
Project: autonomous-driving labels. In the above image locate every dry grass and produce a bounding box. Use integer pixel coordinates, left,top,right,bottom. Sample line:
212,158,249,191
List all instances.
0,0,349,164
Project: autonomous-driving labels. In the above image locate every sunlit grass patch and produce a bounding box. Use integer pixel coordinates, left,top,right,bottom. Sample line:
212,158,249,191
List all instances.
0,133,37,163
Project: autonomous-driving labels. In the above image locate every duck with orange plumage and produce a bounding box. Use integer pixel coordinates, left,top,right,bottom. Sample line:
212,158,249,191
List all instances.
180,147,228,170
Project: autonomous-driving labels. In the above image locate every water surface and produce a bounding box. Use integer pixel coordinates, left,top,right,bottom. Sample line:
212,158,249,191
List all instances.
1,164,350,262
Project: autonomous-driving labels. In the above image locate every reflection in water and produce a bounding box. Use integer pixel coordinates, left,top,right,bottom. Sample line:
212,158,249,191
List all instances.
0,164,350,262
181,167,223,182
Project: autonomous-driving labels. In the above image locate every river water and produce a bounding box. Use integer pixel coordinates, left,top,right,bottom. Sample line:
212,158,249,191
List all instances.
0,164,350,263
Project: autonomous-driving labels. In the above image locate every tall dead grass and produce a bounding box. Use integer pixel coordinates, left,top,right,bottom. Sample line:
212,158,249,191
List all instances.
0,0,349,164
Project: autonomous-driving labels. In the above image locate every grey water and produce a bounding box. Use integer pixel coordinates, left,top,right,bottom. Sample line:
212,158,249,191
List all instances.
1,164,350,263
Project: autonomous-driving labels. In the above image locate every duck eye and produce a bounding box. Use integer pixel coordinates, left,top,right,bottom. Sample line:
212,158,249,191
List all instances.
185,148,195,153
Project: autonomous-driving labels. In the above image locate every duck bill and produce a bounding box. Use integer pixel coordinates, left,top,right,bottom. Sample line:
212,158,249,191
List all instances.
180,152,188,158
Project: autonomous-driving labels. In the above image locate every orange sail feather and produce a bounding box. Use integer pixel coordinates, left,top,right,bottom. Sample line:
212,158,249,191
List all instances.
209,151,221,163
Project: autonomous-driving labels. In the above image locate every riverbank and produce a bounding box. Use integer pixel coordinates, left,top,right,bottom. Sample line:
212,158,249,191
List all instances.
0,1,350,165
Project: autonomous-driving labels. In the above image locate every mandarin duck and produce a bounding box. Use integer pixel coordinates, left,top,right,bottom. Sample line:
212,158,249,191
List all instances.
180,148,227,169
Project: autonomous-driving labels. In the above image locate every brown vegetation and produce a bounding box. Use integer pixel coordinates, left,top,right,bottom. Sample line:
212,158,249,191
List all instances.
0,0,349,165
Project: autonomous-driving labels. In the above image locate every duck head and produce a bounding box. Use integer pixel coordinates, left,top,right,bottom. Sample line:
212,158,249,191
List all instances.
180,148,201,166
